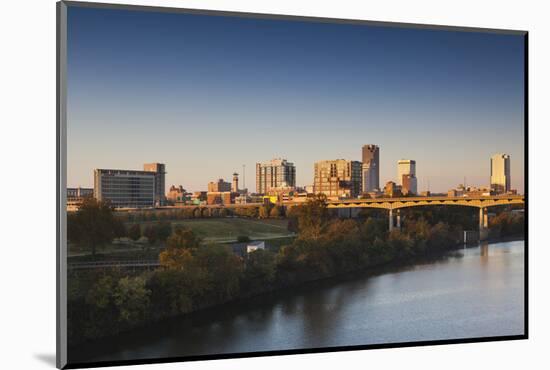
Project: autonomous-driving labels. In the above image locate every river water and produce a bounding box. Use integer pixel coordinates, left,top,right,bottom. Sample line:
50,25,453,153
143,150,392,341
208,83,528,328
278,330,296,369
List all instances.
70,240,525,364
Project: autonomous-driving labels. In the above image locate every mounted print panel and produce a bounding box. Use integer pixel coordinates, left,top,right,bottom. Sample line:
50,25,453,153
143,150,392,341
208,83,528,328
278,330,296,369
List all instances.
57,1,527,368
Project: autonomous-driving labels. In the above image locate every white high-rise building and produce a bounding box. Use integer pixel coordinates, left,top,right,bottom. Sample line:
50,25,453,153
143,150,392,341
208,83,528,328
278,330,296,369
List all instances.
490,154,511,194
397,159,417,195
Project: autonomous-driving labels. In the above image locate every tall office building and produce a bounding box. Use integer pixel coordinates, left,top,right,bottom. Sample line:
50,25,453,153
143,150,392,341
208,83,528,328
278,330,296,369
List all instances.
362,145,380,192
397,159,417,195
313,159,362,198
256,158,296,194
94,169,156,208
143,163,166,206
490,154,511,194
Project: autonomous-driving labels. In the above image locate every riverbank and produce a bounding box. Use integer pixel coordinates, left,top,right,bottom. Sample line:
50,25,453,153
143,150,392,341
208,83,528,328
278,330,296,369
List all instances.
71,235,523,350
69,239,525,363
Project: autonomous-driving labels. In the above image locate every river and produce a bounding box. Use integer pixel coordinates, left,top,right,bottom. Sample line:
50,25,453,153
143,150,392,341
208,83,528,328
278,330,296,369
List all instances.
69,240,525,364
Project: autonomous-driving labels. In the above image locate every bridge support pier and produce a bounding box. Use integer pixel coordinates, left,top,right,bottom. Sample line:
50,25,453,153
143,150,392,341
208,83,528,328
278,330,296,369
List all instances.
479,207,489,241
388,209,401,231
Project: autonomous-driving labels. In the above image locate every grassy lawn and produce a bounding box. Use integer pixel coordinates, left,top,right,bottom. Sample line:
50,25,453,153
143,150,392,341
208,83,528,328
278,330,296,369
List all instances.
70,218,295,259
130,217,294,242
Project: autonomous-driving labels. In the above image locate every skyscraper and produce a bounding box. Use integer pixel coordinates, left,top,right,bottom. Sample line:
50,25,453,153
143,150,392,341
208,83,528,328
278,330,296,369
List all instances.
255,158,296,194
397,159,417,195
490,154,511,194
362,145,380,192
314,159,362,198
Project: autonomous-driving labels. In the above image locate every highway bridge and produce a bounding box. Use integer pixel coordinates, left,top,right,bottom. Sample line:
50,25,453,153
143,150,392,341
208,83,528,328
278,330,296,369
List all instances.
323,195,525,232
148,195,524,234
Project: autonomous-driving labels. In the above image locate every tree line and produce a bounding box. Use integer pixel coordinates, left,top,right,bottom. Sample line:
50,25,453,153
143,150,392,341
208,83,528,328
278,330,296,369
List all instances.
115,203,285,223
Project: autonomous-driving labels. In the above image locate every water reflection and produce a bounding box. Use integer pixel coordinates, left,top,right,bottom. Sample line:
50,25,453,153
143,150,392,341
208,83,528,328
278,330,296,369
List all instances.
69,240,525,364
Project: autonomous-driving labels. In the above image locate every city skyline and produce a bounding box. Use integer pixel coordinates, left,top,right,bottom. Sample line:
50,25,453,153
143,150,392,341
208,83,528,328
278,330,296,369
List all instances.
67,7,525,193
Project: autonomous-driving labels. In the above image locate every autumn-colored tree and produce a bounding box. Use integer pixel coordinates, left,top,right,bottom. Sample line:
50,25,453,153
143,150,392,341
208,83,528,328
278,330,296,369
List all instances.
269,205,282,218
166,227,201,249
258,205,271,219
296,194,328,241
159,247,194,270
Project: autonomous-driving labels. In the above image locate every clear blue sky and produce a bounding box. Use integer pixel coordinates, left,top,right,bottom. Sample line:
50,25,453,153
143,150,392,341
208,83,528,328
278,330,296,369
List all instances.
67,6,525,193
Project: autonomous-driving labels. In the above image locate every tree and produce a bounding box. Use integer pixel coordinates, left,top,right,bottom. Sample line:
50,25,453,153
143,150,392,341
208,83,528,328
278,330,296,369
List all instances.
67,198,125,255
147,269,200,318
259,205,271,219
159,246,194,270
156,221,172,242
195,244,243,303
128,224,141,241
237,235,251,243
159,227,201,269
361,217,385,244
269,205,282,218
242,249,276,293
142,225,157,244
166,227,201,249
388,229,415,258
112,276,151,325
296,194,328,241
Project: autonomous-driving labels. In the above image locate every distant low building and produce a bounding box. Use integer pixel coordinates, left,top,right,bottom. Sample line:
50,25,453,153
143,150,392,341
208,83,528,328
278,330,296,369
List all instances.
401,174,417,196
447,184,492,197
192,191,207,201
360,190,383,199
384,181,402,198
246,241,266,254
235,194,252,204
67,187,94,211
289,192,314,203
208,178,231,193
166,185,187,203
67,187,94,198
207,191,236,205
